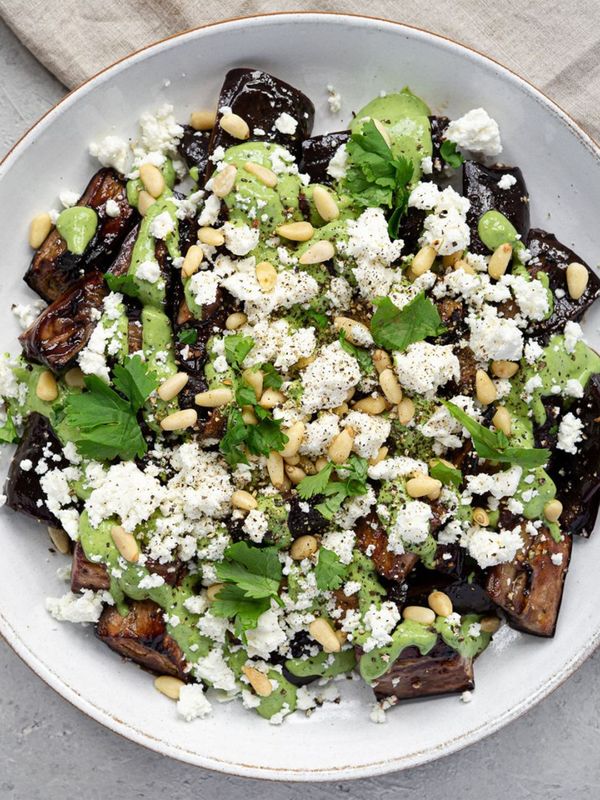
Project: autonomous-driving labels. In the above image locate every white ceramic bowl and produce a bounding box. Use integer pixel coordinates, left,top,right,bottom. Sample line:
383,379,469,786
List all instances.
1,12,599,782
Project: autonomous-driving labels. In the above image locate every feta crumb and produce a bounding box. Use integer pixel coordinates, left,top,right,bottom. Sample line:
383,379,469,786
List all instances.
551,552,564,566
136,259,161,283
326,143,348,181
445,108,502,156
393,342,460,398
177,684,212,721
497,174,517,190
557,412,584,454
105,198,120,218
46,589,113,624
326,84,342,113
274,112,298,135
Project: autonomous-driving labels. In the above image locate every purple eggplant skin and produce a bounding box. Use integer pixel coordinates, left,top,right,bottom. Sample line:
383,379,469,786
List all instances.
486,524,572,637
463,161,530,254
526,228,600,335
4,413,70,527
428,115,449,176
372,638,474,702
96,600,190,681
177,125,211,175
25,168,138,302
206,68,315,172
299,130,350,185
19,271,106,373
71,542,110,592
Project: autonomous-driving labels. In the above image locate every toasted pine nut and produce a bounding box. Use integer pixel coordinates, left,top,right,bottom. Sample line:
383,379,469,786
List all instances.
111,524,139,562
369,446,389,466
315,456,329,472
242,368,263,400
313,185,339,221
231,489,258,511
472,507,490,527
242,665,272,697
267,451,285,488
284,454,300,466
212,164,237,198
206,583,225,602
379,369,403,404
443,250,463,267
154,675,185,700
138,190,156,216
36,370,58,402
492,405,512,436
244,161,278,188
182,245,203,278
309,617,341,653
29,212,52,248
290,535,319,560
397,397,415,425
428,590,453,617
333,316,371,346
64,367,85,388
259,388,284,409
225,311,247,330
139,164,165,198
198,226,225,246
488,243,513,279
48,526,70,554
255,260,278,292
219,112,250,140
285,464,306,485
299,240,335,265
280,421,306,459
275,221,314,242
352,395,387,415
372,118,392,147
566,261,589,300
242,407,258,425
299,456,318,475
402,606,436,625
544,499,563,523
195,387,233,407
491,360,519,379
160,408,198,430
332,402,349,417
406,475,442,499
480,616,501,634
411,245,437,276
190,109,217,130
475,370,497,405
158,372,189,402
328,427,355,464
454,258,476,275
373,349,392,374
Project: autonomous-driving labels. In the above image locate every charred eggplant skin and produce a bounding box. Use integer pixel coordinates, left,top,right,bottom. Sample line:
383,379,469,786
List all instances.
25,168,138,302
299,131,350,185
428,115,449,176
19,271,106,372
526,228,600,335
207,68,315,170
96,600,189,681
177,125,211,175
486,525,571,637
4,413,69,526
463,161,530,254
355,514,419,582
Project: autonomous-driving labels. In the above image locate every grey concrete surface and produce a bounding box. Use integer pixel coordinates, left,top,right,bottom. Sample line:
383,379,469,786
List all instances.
0,16,599,799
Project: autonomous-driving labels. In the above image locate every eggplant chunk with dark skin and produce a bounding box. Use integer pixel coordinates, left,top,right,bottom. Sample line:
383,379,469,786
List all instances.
355,514,419,582
4,412,70,527
463,161,530,254
486,524,572,637
25,168,138,302
206,68,315,172
428,115,449,176
96,599,189,681
19,271,106,373
177,125,211,176
372,638,474,702
299,130,350,185
526,228,600,335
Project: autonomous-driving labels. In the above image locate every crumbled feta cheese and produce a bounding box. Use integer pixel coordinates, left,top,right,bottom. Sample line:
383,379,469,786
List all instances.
188,270,220,307
420,156,433,175
361,602,401,652
198,193,221,226
149,210,175,240
387,500,432,553
524,340,544,364
464,525,522,568
465,466,523,499
223,222,260,256
497,174,517,190
445,108,502,156
245,607,287,659
59,189,80,208
243,509,269,543
393,342,460,398
326,84,342,113
11,300,46,330
105,198,120,218
89,135,130,174
551,553,564,566
564,378,584,398
342,411,391,459
467,305,523,362
321,529,356,565
300,342,360,414
557,412,584,454
367,457,428,481
418,186,470,256
339,208,403,299
274,112,298,135
326,143,348,180
502,274,549,320
86,462,165,531
299,413,341,457
46,589,113,624
177,684,212,721
136,259,161,283
194,647,237,692
564,321,584,354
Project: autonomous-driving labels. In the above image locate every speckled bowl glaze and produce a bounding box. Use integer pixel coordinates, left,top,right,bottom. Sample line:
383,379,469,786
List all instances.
0,12,599,782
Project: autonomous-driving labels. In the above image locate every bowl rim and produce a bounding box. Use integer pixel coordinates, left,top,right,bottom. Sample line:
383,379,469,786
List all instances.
1,10,599,782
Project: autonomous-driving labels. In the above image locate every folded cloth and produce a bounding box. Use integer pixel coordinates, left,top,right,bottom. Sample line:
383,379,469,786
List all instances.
1,0,600,139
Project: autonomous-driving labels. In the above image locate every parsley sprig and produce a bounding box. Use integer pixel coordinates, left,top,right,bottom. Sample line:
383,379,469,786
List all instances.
64,355,158,461
315,547,346,591
370,293,446,352
443,401,550,468
297,455,369,520
440,140,465,168
338,330,373,374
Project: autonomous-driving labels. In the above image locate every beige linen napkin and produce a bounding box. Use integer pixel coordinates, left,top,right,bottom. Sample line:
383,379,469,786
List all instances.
1,0,600,140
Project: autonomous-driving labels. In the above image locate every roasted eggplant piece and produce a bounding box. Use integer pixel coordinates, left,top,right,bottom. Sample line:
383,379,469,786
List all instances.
428,115,449,176
287,495,329,538
177,125,211,176
406,564,495,614
299,131,350,185
549,374,600,537
486,524,571,637
96,599,189,680
207,68,315,170
371,638,474,701
526,228,600,335
4,413,69,526
19,271,106,372
355,514,419,582
71,542,110,592
463,161,530,254
25,168,137,302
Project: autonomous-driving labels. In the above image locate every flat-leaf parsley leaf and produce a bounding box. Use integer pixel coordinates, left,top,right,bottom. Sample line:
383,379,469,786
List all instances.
370,293,445,352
